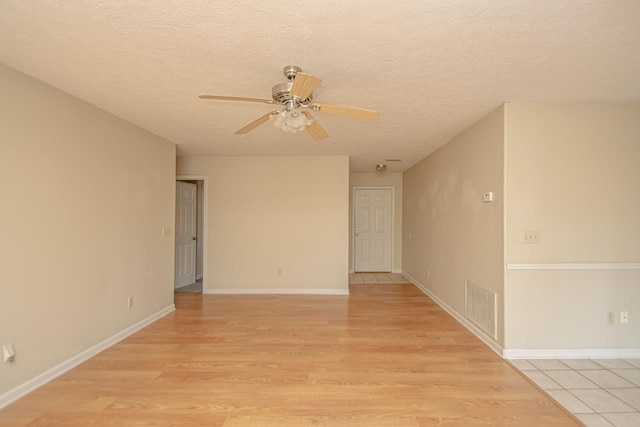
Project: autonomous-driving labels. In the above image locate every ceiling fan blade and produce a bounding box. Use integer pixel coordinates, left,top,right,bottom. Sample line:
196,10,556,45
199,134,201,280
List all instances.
303,112,329,141
289,73,322,101
199,95,273,104
235,112,273,135
312,103,380,121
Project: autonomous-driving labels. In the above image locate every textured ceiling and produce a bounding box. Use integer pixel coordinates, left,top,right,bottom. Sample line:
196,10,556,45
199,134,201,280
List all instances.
1,1,639,172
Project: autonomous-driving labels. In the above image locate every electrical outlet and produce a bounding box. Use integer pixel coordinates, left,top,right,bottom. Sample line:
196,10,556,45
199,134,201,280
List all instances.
607,312,615,325
620,311,629,324
521,230,540,244
127,296,134,308
3,343,15,363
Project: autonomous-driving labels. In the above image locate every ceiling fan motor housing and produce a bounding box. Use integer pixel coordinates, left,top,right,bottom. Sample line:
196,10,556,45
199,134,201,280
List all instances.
271,82,313,105
271,66,313,105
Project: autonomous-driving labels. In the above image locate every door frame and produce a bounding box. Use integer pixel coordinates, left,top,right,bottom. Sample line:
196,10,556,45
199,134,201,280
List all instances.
352,186,395,273
176,175,208,292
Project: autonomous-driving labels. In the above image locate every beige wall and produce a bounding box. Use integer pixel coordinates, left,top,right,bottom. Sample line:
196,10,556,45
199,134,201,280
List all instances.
0,64,176,395
504,102,640,350
403,106,505,346
349,172,403,273
176,156,349,292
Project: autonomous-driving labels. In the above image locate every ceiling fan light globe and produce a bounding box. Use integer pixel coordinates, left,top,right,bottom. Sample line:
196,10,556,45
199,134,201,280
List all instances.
272,111,285,129
285,110,307,128
271,108,311,133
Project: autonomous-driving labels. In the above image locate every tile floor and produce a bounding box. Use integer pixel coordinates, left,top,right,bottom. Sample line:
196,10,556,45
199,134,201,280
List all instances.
511,358,640,426
349,272,409,284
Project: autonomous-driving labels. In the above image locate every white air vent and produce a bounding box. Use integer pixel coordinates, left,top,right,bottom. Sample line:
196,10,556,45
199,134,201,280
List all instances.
465,280,497,340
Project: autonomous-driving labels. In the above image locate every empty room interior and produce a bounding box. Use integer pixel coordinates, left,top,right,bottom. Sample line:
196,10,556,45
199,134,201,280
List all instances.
1,2,639,426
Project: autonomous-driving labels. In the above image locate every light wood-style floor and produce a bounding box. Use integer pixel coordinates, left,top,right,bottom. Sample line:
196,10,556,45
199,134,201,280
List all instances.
0,283,581,426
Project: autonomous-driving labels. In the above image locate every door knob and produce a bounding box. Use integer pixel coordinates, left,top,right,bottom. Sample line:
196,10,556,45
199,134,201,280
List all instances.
355,227,360,236
192,236,197,241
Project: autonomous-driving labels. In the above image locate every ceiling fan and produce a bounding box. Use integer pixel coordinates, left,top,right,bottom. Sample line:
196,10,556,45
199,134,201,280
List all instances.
199,65,380,141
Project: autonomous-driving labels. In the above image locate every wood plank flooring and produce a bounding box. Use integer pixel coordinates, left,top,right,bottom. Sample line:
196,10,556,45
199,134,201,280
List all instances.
0,283,581,426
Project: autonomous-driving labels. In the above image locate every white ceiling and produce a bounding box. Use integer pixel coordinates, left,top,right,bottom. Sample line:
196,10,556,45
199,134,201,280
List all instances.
1,1,639,172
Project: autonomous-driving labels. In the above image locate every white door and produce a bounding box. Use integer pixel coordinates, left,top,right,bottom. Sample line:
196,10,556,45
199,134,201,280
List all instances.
354,188,393,272
174,181,197,288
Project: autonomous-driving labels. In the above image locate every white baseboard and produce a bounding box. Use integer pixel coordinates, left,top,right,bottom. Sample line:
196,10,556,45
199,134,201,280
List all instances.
204,288,350,296
504,348,640,359
0,304,175,410
402,271,504,357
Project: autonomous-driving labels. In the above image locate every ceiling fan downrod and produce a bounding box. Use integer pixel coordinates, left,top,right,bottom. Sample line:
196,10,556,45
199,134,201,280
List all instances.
283,65,302,81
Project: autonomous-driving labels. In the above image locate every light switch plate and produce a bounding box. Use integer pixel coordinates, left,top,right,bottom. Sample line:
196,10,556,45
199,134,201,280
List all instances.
3,342,15,362
521,230,540,244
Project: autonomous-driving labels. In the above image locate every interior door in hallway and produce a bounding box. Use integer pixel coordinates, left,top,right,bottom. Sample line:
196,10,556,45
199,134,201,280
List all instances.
354,188,392,272
174,181,197,288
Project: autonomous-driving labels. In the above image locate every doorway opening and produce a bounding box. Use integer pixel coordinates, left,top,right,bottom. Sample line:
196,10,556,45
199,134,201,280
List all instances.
175,177,206,293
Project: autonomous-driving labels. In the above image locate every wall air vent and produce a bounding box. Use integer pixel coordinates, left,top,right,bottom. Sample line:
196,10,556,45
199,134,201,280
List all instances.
464,280,497,340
